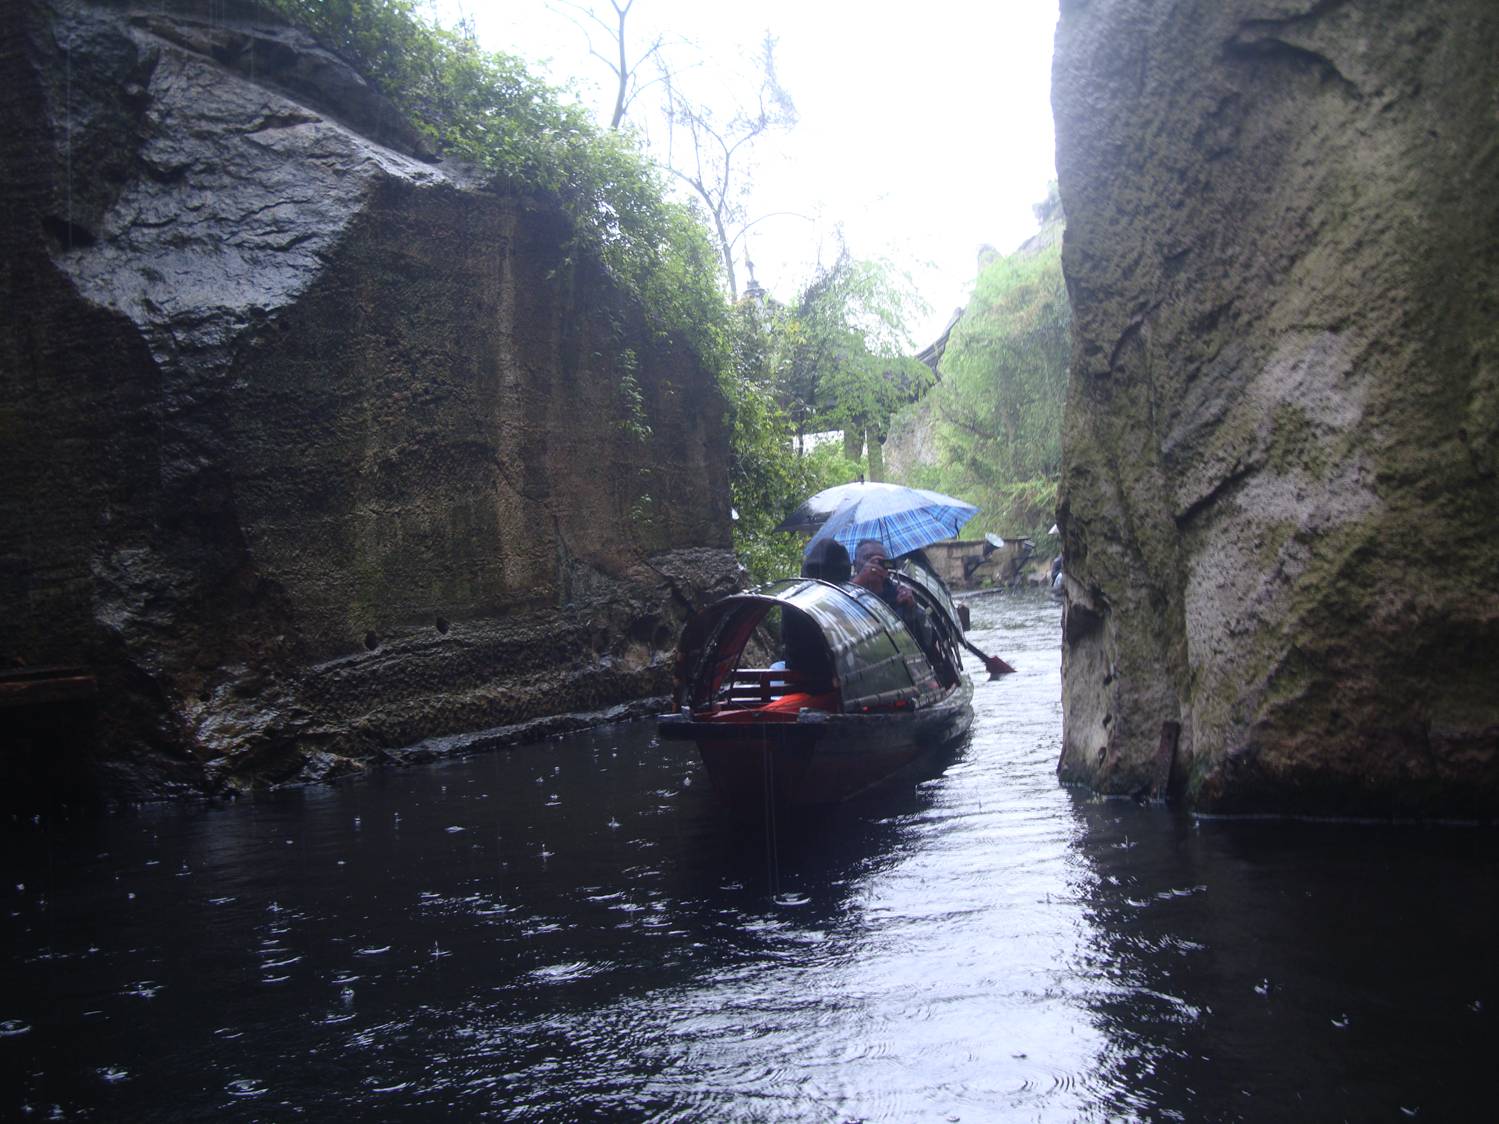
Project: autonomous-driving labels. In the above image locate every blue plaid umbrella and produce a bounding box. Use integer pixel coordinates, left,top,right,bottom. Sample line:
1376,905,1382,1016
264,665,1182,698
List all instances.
787,482,978,559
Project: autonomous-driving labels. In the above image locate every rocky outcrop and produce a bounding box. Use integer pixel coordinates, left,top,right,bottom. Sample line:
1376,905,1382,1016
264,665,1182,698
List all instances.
1,0,736,801
1052,0,1499,815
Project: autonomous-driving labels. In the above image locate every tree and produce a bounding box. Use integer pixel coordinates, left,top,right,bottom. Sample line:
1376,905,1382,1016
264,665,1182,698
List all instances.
924,237,1070,534
659,34,797,299
542,4,800,300
550,0,669,128
775,250,932,478
722,301,861,582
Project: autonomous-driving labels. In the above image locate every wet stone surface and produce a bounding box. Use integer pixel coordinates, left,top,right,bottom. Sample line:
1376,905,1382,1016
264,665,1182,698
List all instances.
2,592,1495,1120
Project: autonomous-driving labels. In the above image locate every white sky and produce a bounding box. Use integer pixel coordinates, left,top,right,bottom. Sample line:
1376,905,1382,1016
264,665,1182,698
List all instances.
439,0,1059,344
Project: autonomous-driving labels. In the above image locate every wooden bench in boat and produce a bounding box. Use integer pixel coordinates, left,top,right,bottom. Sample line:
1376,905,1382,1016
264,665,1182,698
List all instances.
718,668,810,707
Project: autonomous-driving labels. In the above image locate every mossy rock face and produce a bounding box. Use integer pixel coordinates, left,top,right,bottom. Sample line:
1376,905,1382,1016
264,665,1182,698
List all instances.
0,1,734,801
1052,0,1499,816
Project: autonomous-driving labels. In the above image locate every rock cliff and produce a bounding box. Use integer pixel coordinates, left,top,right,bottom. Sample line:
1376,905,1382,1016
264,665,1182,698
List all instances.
1052,0,1499,815
1,0,737,801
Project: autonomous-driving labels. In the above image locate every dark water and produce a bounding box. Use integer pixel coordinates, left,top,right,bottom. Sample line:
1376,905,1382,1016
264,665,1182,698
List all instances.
3,593,1496,1121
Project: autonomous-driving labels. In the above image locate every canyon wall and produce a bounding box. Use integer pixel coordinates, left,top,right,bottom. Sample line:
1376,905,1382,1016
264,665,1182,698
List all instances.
1052,0,1499,814
1,0,737,800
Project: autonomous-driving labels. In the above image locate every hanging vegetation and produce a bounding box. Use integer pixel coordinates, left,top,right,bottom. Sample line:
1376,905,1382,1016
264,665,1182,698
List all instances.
268,0,726,363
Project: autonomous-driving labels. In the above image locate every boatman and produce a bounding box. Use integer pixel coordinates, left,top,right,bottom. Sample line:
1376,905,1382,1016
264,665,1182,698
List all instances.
852,539,933,652
852,540,916,610
854,538,1016,679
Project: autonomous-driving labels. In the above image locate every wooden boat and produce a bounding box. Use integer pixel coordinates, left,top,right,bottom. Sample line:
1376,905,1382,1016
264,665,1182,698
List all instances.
657,558,974,811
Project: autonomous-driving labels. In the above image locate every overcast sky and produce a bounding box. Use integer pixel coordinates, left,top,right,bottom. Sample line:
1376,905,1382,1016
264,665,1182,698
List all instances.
440,0,1060,344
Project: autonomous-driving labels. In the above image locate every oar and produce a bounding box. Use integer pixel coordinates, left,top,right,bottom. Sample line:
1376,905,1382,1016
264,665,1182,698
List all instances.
961,636,1015,679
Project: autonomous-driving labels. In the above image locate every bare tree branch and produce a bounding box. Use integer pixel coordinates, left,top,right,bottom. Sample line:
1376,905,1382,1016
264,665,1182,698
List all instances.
655,33,795,298
548,0,671,128
549,8,796,298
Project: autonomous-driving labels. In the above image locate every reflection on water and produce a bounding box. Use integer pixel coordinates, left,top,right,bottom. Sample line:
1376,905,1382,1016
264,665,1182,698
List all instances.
2,593,1494,1120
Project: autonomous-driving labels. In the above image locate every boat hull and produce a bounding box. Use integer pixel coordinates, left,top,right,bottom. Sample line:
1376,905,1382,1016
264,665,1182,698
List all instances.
660,677,973,809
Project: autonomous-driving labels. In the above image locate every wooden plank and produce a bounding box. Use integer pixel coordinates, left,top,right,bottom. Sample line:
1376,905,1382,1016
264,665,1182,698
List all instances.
0,668,97,709
1150,720,1181,801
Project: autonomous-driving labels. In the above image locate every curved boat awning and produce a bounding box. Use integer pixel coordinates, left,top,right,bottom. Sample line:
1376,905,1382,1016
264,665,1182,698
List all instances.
674,579,940,713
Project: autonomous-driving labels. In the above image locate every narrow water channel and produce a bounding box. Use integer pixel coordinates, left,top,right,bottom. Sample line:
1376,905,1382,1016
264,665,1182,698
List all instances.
3,593,1494,1120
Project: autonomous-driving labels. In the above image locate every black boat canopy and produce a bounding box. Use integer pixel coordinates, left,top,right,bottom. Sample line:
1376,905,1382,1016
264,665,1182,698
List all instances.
673,579,944,714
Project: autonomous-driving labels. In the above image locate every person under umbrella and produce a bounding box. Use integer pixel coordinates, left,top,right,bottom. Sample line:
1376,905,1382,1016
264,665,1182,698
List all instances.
801,538,852,583
850,537,1014,679
851,538,932,650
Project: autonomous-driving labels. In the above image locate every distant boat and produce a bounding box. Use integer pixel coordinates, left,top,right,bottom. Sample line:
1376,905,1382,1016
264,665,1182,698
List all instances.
657,558,975,812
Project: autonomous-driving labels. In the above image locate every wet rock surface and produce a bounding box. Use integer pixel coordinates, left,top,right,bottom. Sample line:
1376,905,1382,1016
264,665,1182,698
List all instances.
1,0,734,801
1052,0,1499,814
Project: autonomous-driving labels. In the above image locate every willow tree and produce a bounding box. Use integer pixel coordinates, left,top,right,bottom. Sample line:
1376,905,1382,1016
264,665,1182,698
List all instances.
776,251,932,478
932,239,1070,533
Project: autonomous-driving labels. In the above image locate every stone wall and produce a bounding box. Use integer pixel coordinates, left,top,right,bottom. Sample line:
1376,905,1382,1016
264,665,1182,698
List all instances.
0,0,737,800
1052,0,1499,815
